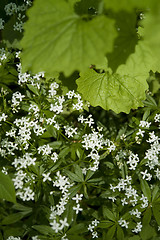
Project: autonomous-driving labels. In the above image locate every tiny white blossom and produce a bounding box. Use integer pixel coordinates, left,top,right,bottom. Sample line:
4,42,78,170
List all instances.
73,204,83,214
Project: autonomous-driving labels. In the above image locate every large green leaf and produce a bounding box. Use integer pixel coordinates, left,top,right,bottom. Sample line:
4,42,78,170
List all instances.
104,0,152,12
76,69,147,114
77,40,158,113
0,172,16,203
21,0,117,76
107,11,138,72
143,2,160,72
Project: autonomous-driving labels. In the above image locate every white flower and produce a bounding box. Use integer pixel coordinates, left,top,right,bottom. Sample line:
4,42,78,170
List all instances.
118,218,129,228
73,204,83,214
139,120,151,128
72,194,83,203
92,231,98,238
64,125,77,138
154,114,160,122
66,90,75,99
59,217,69,229
50,220,61,233
42,172,52,182
92,219,99,227
132,222,142,233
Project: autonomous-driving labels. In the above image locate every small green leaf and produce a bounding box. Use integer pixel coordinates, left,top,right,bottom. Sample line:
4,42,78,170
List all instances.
152,203,160,225
98,220,114,228
67,223,86,234
117,225,124,240
64,170,83,182
152,185,160,202
85,170,95,181
106,225,116,240
1,212,27,225
74,164,84,182
69,184,82,198
32,225,55,235
140,224,157,240
12,203,32,213
142,207,152,225
27,84,39,95
140,179,151,202
128,236,141,240
102,206,116,221
0,172,16,203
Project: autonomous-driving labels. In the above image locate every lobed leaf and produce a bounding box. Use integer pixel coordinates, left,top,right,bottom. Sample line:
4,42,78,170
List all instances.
21,0,117,76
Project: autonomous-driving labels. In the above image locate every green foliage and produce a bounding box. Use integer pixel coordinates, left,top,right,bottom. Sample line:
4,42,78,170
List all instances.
21,0,117,76
76,66,147,113
0,172,16,203
19,0,160,113
2,0,160,239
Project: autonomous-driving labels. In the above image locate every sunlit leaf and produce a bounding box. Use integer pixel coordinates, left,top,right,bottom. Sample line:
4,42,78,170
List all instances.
21,0,117,76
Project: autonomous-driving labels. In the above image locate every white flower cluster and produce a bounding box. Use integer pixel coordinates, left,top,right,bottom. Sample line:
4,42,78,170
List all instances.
7,237,21,240
72,194,83,214
0,18,5,30
127,152,139,170
11,91,25,113
12,169,35,201
50,171,73,233
118,218,129,228
64,125,78,138
109,175,149,225
82,130,116,171
12,152,36,170
132,221,143,233
88,219,100,238
0,48,8,65
4,1,32,32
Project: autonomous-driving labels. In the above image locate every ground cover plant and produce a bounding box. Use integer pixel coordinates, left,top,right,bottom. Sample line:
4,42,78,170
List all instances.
1,0,160,239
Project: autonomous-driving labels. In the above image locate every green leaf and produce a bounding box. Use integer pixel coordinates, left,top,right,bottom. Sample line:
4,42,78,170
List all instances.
21,0,117,76
117,225,124,240
74,164,84,182
128,236,140,240
27,84,39,95
142,207,152,225
102,206,116,221
107,11,138,72
104,0,151,12
68,184,82,198
64,169,83,182
85,170,95,181
152,185,160,202
68,235,86,240
140,179,151,202
1,212,27,225
67,223,86,234
140,224,157,240
32,225,55,235
152,202,160,225
106,225,116,240
98,220,114,228
0,172,16,203
76,66,147,113
12,203,32,214
143,3,160,72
